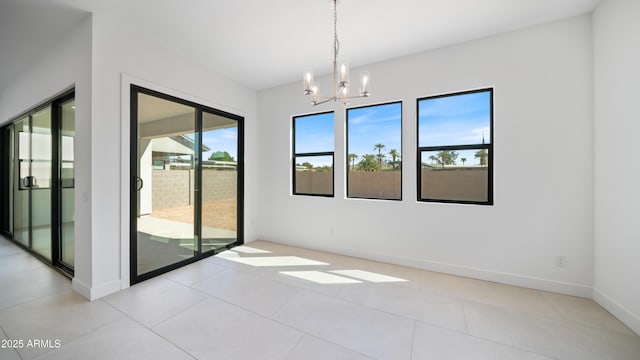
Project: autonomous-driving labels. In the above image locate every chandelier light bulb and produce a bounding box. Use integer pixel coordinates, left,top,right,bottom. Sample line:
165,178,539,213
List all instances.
340,63,349,83
303,71,314,94
360,71,370,96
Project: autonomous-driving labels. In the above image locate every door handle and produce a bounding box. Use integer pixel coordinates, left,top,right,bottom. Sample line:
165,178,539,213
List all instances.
135,176,144,191
22,176,36,188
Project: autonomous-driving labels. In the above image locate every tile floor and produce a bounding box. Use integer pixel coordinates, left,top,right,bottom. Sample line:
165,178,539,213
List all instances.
1,237,639,360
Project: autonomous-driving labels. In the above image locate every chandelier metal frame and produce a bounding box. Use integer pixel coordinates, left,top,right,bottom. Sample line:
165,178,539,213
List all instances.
303,0,370,106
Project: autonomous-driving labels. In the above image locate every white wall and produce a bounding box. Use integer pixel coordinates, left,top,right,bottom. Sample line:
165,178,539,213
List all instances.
258,15,594,296
0,15,93,296
85,12,258,299
593,0,640,335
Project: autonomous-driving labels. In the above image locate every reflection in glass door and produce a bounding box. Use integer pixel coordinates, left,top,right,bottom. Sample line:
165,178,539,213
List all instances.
59,98,75,267
14,117,30,248
131,85,243,283
31,107,53,259
15,107,53,261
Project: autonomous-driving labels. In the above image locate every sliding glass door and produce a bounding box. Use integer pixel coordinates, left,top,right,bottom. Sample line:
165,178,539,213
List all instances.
133,91,197,275
14,108,53,260
59,97,75,268
2,90,75,274
31,107,53,259
131,85,243,283
14,116,32,248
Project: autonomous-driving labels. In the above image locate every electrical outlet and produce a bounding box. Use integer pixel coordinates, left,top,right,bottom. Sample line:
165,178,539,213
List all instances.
556,256,567,268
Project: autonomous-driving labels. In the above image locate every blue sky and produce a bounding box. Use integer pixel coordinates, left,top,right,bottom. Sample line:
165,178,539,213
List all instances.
294,106,403,168
418,90,491,147
347,102,402,160
294,112,335,154
185,127,238,161
202,127,238,160
293,91,490,168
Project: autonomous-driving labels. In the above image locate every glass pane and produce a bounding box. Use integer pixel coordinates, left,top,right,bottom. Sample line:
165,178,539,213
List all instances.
30,106,52,260
14,119,29,247
348,170,401,200
420,149,490,202
295,155,333,195
201,111,238,252
347,102,402,200
136,93,196,275
294,112,334,153
418,90,491,147
61,99,75,266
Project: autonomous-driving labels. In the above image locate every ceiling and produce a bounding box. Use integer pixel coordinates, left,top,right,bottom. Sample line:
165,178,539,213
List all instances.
0,0,601,92
138,93,195,124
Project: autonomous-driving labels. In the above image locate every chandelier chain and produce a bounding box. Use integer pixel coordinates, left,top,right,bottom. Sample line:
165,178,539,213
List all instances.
333,0,340,63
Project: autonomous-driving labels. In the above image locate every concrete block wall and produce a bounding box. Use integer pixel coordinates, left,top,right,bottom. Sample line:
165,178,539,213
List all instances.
152,169,237,210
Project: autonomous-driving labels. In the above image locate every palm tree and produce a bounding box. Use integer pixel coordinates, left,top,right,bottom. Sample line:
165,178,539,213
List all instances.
376,153,385,169
358,154,378,171
373,143,386,168
461,157,467,166
348,153,358,171
389,149,400,170
474,149,488,166
429,155,437,165
436,150,458,168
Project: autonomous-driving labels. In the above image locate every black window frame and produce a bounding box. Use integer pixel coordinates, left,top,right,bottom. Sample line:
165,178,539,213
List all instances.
292,111,335,197
417,88,494,205
346,101,403,201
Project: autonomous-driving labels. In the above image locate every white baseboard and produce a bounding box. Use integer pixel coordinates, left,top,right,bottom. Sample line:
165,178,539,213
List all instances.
259,238,592,298
71,278,91,300
72,278,122,301
593,287,640,336
350,247,592,297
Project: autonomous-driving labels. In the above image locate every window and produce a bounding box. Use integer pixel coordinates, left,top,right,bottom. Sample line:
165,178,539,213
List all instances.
346,102,402,200
417,88,493,205
292,112,334,196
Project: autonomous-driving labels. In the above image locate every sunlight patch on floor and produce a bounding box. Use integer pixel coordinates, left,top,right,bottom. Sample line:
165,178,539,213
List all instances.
281,271,362,284
217,250,240,258
232,246,272,254
223,256,329,267
330,270,408,283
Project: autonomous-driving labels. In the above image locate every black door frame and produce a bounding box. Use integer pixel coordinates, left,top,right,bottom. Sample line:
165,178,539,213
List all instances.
0,124,12,238
51,91,76,274
129,84,244,285
1,89,75,276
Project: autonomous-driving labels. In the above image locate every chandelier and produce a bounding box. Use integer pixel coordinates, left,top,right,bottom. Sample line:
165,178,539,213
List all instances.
303,0,370,106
